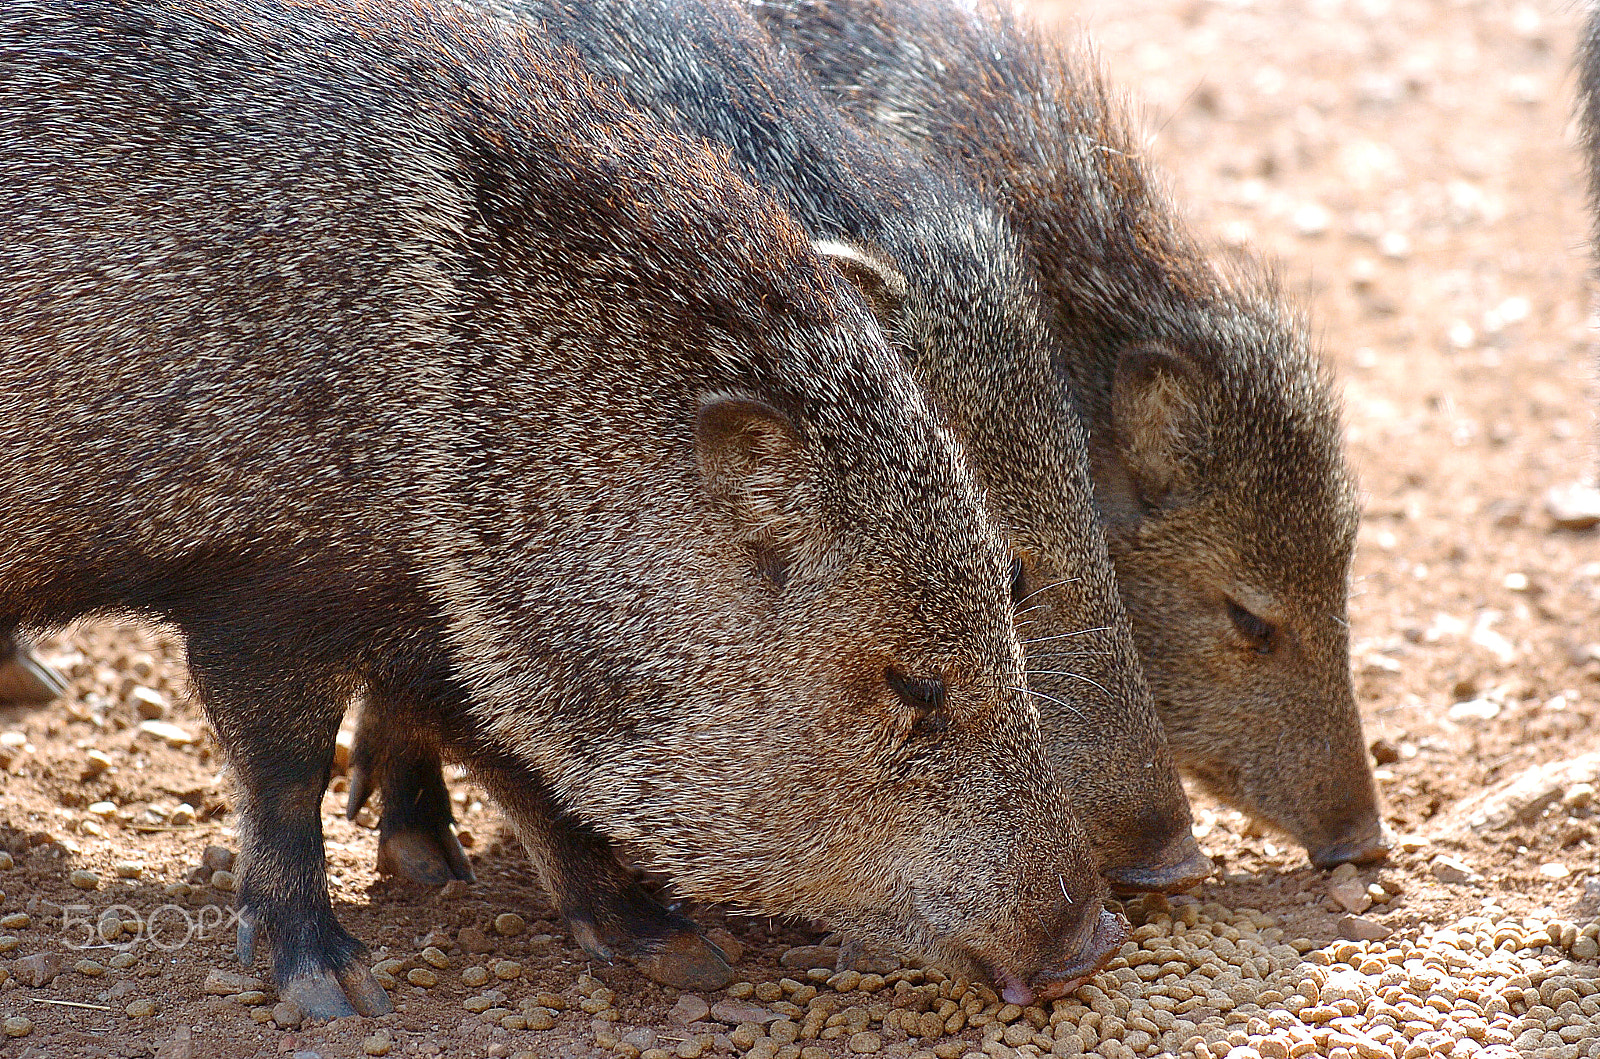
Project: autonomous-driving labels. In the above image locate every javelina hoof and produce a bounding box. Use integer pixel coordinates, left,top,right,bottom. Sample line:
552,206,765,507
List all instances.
373,828,475,887
0,648,68,705
278,965,393,1020
1103,839,1213,895
629,931,734,991
1021,908,1128,1004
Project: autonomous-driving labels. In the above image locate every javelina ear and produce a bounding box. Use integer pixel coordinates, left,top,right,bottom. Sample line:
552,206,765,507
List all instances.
1107,343,1206,517
695,396,831,587
814,239,908,327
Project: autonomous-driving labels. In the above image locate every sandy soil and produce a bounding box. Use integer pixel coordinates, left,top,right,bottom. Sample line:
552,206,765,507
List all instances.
1,0,1598,1056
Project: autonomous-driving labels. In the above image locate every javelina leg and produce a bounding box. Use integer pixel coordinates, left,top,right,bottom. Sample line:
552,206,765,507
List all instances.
0,631,69,705
345,696,474,886
470,751,734,991
186,641,391,1020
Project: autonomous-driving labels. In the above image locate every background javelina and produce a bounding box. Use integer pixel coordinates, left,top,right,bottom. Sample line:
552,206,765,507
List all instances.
0,0,1120,1017
354,0,1208,894
0,633,68,705
751,0,1383,869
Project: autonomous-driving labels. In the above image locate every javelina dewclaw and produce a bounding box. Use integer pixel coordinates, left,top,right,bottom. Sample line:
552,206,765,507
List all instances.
0,0,1119,1015
353,0,1206,894
0,633,68,705
752,0,1384,869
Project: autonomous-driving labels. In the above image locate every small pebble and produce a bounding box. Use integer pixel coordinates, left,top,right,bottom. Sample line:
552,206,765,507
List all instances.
210,870,236,892
1,913,29,930
114,861,143,879
363,1030,393,1056
126,999,158,1018
168,803,196,825
407,967,437,988
201,845,234,872
493,913,526,936
272,1000,305,1028
75,959,106,977
458,926,494,953
4,1016,32,1038
420,946,451,969
492,960,522,980
68,868,101,890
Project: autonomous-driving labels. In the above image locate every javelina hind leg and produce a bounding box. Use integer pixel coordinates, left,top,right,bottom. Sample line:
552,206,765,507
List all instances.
345,695,474,886
471,751,734,991
187,638,392,1020
0,631,69,705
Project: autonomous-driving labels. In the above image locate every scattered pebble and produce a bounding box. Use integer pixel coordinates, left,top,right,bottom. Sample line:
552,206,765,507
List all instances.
4,1016,33,1038
15,952,63,987
67,869,100,890
493,913,525,937
113,861,143,879
362,1029,393,1056
137,719,195,747
491,960,522,980
203,968,265,995
406,967,437,988
671,994,711,1024
1430,855,1480,884
126,999,157,1018
1545,481,1600,530
168,803,196,826
200,845,234,872
272,1000,304,1029
461,966,491,988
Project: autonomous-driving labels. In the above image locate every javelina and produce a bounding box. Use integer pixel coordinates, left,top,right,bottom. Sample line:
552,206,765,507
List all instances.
0,0,1122,1016
751,0,1383,868
354,0,1207,893
0,633,67,705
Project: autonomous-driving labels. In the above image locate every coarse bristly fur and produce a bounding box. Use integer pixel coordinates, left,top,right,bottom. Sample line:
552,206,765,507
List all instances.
751,0,1383,867
370,0,1205,894
0,0,1120,1016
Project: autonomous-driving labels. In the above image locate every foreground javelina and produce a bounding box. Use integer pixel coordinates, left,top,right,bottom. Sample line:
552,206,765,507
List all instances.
0,0,1120,1016
0,633,68,705
356,0,1208,893
752,0,1383,868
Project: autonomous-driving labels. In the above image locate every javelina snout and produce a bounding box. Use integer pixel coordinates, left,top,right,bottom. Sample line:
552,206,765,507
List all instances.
620,513,1115,997
1118,502,1385,866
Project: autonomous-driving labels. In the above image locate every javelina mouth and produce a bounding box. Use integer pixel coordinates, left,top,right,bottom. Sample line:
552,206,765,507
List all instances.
1103,838,1214,895
989,908,1128,1006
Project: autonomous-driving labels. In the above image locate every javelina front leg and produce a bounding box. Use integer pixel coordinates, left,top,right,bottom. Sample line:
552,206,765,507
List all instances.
345,696,474,886
470,751,734,991
0,631,69,705
187,642,391,1020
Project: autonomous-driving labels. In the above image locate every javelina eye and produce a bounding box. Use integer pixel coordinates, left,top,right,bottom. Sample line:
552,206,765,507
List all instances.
1009,556,1028,605
885,666,949,735
1226,599,1274,654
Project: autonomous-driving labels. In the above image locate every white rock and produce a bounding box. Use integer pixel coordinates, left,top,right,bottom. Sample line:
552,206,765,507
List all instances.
137,720,195,747
1546,482,1600,530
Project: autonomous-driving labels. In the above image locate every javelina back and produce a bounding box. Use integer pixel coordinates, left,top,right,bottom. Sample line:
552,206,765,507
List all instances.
0,0,1119,1015
752,0,1383,868
376,0,1204,893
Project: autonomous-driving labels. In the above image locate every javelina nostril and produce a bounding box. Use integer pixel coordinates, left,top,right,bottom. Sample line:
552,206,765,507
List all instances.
1310,821,1391,869
1028,908,1128,1001
1103,837,1214,895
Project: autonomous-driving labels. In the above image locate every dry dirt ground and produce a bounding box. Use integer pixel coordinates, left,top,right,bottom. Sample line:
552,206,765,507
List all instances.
3,0,1600,1056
